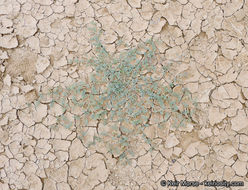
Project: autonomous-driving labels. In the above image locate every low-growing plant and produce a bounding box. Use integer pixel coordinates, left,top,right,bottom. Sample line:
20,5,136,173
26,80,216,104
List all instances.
35,23,198,164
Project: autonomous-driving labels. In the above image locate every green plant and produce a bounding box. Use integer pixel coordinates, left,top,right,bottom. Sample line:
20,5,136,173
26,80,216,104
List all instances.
35,23,198,164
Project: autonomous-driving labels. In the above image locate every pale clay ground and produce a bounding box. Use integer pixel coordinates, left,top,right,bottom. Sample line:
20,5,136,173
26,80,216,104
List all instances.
0,0,248,189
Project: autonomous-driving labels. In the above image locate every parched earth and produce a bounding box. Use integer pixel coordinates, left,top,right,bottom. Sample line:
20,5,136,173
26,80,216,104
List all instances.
0,0,248,189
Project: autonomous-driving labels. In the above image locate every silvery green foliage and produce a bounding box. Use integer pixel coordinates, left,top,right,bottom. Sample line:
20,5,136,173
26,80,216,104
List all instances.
36,23,198,164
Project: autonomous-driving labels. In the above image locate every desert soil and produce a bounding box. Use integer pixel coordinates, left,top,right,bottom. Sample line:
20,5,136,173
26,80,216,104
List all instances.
0,0,248,189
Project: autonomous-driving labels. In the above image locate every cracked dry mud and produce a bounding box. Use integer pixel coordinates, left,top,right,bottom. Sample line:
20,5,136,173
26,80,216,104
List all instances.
0,0,248,190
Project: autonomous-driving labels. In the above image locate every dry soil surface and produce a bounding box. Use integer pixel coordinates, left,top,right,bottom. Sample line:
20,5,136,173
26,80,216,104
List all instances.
0,0,248,189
